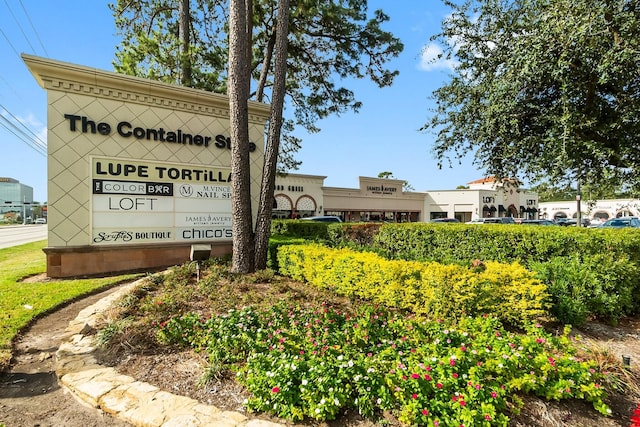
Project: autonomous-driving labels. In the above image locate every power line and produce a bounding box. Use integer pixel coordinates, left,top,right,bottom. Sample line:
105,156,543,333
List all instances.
0,103,46,149
18,0,48,56
0,115,47,157
3,0,37,54
0,27,21,58
0,105,47,157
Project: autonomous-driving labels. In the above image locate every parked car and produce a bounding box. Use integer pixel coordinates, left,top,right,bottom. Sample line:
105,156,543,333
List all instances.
600,217,640,228
470,217,516,224
557,218,591,227
299,215,343,223
34,218,47,224
431,218,460,223
520,219,557,226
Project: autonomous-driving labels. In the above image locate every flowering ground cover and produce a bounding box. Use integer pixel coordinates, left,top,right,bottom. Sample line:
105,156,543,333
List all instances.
96,260,640,426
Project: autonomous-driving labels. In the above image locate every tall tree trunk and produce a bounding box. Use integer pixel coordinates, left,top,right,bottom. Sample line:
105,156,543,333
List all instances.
179,0,192,86
256,30,276,102
229,0,255,273
254,0,290,270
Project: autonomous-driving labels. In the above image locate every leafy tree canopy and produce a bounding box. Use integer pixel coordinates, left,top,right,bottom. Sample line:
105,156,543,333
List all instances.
109,0,403,170
425,0,640,191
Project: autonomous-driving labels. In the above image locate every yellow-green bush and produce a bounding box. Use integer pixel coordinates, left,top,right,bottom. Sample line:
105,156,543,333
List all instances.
277,244,548,327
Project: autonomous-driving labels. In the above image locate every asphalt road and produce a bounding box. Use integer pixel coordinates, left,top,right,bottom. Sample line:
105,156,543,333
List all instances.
0,224,47,249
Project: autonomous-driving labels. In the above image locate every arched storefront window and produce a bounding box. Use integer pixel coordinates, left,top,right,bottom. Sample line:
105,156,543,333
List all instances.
296,196,317,218
554,212,568,220
273,194,293,219
593,211,609,220
616,210,634,218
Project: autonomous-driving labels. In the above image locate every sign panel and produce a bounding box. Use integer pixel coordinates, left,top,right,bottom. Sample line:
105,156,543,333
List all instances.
91,157,233,245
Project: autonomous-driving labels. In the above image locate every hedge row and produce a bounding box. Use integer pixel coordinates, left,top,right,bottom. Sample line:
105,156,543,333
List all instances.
277,243,548,327
373,223,640,266
371,223,640,323
271,221,640,324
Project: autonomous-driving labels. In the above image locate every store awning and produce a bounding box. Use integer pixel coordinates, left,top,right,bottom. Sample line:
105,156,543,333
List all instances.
498,205,506,213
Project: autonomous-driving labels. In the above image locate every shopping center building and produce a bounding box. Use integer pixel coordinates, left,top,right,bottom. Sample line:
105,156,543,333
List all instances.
274,175,540,224
539,199,640,223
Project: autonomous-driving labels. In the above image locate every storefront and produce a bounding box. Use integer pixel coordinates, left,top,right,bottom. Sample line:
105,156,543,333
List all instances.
424,177,539,222
273,175,424,222
539,199,640,223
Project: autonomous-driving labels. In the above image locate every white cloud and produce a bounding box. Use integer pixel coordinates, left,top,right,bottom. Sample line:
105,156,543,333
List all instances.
419,43,458,72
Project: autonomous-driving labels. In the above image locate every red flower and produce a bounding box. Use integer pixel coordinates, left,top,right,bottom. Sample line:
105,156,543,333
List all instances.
411,373,420,379
412,393,418,399
422,409,429,416
630,402,640,427
271,387,280,393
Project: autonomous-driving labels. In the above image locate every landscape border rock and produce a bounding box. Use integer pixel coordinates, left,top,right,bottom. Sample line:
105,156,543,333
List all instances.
54,278,284,427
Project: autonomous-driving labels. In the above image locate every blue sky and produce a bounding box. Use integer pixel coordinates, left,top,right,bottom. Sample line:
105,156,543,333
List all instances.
0,1,484,203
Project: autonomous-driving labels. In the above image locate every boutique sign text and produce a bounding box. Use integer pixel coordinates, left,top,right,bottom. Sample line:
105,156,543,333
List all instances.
65,114,257,152
91,156,233,246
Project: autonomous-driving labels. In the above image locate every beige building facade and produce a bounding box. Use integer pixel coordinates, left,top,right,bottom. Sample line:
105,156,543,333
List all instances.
424,177,539,222
272,175,424,222
539,199,640,223
24,55,270,278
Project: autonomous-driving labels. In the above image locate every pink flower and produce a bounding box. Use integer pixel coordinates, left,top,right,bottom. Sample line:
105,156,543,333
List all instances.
411,373,420,379
449,359,456,366
412,393,418,399
452,373,459,379
436,383,443,389
490,391,497,398
424,374,432,381
484,415,491,421
271,387,280,393
422,409,429,416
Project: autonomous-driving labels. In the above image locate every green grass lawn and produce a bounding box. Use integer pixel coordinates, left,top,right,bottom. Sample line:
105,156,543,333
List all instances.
0,240,140,370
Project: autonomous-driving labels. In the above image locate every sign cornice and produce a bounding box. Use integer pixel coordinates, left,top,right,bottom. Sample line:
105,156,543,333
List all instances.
22,54,271,123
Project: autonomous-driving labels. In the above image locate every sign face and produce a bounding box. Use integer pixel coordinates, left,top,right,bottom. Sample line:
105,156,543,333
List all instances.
91,157,232,245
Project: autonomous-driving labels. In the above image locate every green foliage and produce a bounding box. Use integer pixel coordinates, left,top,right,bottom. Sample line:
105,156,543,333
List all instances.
327,222,384,248
530,254,640,325
427,0,640,189
110,0,403,169
277,244,548,327
156,302,610,424
0,241,140,370
372,223,640,324
270,219,336,240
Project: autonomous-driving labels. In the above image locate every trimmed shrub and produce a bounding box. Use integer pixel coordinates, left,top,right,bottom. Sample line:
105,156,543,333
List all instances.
277,244,548,327
530,253,640,324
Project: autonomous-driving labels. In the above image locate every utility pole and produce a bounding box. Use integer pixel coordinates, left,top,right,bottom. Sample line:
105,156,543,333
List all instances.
576,180,582,227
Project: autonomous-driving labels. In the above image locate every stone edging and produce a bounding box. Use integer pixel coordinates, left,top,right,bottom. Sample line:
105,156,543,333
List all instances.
54,278,284,427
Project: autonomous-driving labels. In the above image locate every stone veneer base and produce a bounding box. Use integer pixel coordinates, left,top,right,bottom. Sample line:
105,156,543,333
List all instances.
43,243,232,278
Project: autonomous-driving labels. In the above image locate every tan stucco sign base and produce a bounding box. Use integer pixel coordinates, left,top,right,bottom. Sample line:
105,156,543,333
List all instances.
23,54,269,278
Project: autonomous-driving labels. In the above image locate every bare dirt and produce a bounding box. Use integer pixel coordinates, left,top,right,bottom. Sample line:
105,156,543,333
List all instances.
1,277,640,427
0,284,132,427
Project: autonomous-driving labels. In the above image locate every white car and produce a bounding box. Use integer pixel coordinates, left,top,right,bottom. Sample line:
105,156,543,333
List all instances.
35,218,47,224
